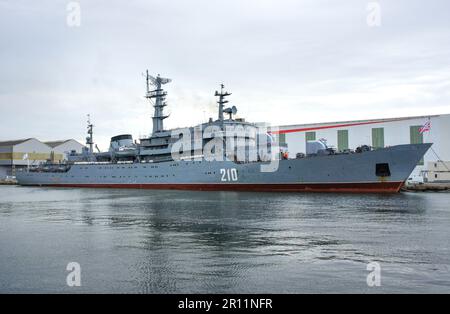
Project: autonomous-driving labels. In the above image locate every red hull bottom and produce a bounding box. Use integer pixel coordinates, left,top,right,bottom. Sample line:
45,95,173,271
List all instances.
36,181,405,193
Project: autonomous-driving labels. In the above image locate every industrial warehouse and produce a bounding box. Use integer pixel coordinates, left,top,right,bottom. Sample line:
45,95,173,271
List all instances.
0,139,84,180
277,113,450,183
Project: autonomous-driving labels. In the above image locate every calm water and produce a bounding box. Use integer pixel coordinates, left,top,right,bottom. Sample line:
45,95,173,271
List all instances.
0,185,449,293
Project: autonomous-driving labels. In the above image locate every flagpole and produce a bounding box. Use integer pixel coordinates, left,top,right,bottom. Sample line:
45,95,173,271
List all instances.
23,153,29,172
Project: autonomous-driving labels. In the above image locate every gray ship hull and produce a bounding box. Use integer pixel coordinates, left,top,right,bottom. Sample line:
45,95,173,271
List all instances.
16,144,431,193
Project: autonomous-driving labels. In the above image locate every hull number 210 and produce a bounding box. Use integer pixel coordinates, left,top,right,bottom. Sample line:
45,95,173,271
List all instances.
220,168,238,182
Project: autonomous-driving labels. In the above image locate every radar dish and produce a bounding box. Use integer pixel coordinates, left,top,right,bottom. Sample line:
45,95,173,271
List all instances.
145,71,171,87
231,106,237,115
159,77,172,85
147,75,157,86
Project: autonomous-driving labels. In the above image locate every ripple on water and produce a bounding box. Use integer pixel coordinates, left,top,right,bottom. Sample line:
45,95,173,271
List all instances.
1,186,450,293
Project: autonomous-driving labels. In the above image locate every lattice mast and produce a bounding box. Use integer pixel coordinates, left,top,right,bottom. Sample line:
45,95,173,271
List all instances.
215,84,232,122
86,114,94,153
145,70,171,134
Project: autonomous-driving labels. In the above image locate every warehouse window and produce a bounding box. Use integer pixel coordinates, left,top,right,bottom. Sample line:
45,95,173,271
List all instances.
337,130,349,152
278,133,286,146
305,131,316,143
372,128,384,149
410,125,424,165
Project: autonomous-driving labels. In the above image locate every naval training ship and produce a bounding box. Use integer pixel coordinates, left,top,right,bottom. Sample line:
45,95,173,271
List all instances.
16,71,431,193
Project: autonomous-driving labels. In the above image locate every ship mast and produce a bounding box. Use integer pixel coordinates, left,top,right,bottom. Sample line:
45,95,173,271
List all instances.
86,114,94,154
145,70,171,134
215,84,231,122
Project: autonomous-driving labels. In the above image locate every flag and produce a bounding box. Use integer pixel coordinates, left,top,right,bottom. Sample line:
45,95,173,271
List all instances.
22,153,29,160
419,119,431,134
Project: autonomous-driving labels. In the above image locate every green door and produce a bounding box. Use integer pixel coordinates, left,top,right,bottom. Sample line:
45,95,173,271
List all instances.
372,128,384,149
410,125,424,165
337,130,349,151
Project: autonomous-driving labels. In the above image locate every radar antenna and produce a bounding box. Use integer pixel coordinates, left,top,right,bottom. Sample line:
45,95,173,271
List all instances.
223,105,237,120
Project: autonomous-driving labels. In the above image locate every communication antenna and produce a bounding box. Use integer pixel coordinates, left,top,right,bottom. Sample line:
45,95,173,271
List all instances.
214,84,231,122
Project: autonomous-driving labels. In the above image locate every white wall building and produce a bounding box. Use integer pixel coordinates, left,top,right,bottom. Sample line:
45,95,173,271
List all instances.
45,140,85,160
0,138,55,178
277,114,450,182
0,138,84,179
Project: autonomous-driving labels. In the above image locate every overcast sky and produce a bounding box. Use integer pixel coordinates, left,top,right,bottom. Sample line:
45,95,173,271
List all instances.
1,0,450,149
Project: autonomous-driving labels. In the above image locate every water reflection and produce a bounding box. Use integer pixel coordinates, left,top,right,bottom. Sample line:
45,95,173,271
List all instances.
0,186,449,293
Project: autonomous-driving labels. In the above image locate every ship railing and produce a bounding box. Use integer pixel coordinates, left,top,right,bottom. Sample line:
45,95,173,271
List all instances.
29,165,72,173
73,161,114,165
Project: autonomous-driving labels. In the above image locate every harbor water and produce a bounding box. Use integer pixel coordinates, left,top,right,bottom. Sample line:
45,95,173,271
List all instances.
0,185,449,293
